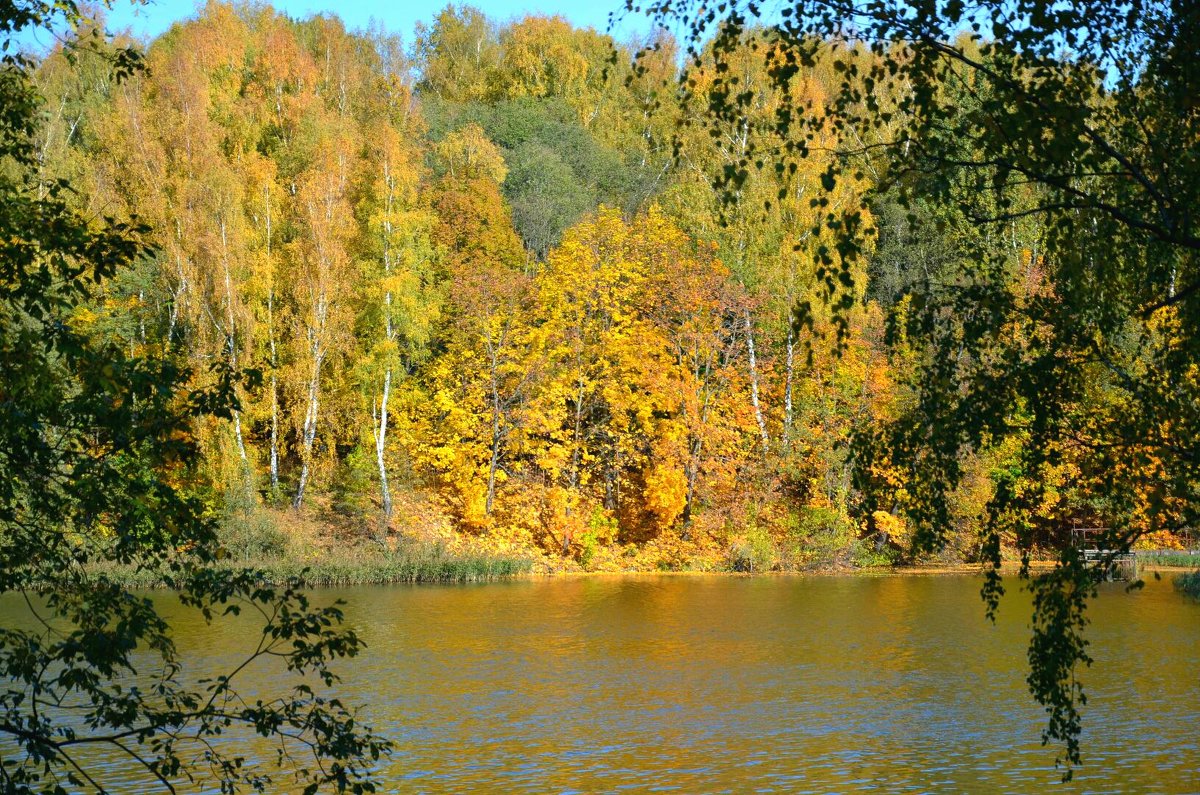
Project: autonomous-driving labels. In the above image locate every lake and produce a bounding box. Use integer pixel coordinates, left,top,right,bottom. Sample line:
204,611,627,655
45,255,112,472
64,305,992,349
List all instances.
13,574,1200,792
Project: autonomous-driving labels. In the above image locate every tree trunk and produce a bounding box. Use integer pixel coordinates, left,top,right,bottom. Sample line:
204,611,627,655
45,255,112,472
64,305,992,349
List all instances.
221,219,248,464
375,158,396,518
269,369,280,491
293,357,321,509
783,323,795,448
167,237,186,352
293,295,326,510
232,410,248,463
689,342,720,527
264,184,280,491
486,403,501,515
569,375,587,489
563,376,586,556
375,366,393,518
744,308,769,453
268,293,280,492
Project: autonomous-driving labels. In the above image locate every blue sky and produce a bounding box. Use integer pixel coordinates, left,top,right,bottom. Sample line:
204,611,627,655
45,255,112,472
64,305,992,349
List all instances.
90,0,656,46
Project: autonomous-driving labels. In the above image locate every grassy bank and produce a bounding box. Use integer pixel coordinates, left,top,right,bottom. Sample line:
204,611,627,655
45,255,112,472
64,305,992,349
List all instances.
248,541,533,586
96,544,533,589
218,501,535,585
1174,570,1200,598
1138,551,1200,568
94,504,536,589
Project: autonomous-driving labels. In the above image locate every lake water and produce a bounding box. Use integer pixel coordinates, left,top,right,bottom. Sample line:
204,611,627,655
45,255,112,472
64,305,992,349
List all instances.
10,574,1200,792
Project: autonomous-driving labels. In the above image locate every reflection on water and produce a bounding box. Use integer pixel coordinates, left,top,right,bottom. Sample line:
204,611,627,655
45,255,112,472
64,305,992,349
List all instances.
6,575,1200,792
340,575,1199,794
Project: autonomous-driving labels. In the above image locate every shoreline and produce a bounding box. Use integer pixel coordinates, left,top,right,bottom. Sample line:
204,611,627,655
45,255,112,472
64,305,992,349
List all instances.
210,506,1200,587
96,554,1200,590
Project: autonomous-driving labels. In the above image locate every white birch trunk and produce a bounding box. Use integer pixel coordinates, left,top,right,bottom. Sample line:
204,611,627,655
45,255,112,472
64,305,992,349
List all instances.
264,184,280,491
374,158,396,518
374,367,392,518
269,366,280,491
293,295,326,510
744,307,769,452
783,324,795,448
220,219,248,464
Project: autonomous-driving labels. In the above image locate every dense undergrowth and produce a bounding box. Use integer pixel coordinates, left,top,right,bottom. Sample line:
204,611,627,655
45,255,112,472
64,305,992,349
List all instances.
208,495,961,578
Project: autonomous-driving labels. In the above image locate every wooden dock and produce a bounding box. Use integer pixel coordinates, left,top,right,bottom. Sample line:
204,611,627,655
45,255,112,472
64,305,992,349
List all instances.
1072,519,1138,581
1082,548,1139,581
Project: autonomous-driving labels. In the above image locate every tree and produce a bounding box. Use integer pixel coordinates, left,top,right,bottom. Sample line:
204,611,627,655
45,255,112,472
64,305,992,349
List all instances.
628,0,1200,776
497,16,590,102
284,15,369,511
663,30,868,460
356,116,438,521
414,5,502,104
645,220,749,527
0,3,388,790
415,126,529,529
529,208,717,544
424,96,637,260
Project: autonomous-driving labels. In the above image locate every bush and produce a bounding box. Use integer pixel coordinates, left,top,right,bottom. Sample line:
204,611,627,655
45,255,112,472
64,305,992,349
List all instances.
578,508,619,570
727,524,778,572
779,506,858,569
1174,571,1200,599
219,508,288,562
217,473,289,562
850,536,898,568
329,446,376,534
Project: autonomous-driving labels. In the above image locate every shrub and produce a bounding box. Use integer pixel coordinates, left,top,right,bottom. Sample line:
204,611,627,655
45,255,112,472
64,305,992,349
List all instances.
727,524,778,572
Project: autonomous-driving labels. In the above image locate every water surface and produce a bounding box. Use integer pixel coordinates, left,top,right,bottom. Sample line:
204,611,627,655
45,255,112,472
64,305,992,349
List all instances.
13,574,1200,792
332,574,1199,793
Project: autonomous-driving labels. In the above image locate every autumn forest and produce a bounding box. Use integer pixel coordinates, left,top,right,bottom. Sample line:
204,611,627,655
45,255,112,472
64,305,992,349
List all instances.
30,1,1191,574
